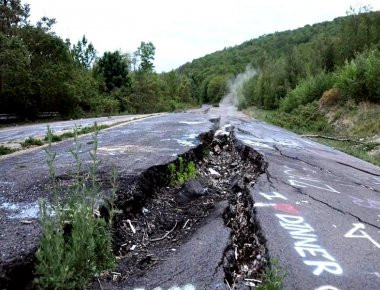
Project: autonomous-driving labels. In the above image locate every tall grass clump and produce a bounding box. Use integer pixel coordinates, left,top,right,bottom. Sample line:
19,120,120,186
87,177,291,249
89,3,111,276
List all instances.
35,124,116,289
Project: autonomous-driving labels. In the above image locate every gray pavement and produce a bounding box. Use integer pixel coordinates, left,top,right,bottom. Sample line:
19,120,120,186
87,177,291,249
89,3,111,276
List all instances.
230,114,380,290
0,112,214,288
1,107,380,289
0,114,157,148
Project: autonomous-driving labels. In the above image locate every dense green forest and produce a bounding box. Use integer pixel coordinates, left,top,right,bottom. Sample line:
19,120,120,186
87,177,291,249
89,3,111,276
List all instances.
2,1,380,124
0,0,198,119
177,7,380,109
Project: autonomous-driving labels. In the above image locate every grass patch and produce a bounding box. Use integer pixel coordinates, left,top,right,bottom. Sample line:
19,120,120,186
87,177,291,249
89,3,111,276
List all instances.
0,145,16,155
169,156,196,185
317,139,380,166
246,102,332,135
43,124,110,143
35,125,116,289
21,137,44,148
245,104,380,167
257,259,285,290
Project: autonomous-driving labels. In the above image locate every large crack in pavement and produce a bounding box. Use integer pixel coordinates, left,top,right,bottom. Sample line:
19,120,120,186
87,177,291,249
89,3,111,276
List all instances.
96,124,269,289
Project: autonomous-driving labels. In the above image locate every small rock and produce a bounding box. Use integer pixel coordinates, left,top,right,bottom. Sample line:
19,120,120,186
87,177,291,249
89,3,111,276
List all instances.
209,168,221,176
230,174,244,193
176,179,207,203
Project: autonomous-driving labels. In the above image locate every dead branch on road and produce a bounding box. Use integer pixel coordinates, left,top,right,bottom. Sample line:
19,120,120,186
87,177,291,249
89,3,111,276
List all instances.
301,134,367,145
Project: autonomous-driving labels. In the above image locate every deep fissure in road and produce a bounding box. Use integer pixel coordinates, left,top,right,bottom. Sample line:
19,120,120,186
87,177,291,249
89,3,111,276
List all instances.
106,124,269,288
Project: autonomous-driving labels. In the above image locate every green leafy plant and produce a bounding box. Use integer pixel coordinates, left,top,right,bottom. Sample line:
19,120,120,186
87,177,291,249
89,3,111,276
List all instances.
35,124,116,289
169,157,196,185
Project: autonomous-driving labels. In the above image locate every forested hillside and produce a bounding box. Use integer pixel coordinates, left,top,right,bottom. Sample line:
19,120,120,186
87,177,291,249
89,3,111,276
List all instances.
177,7,380,109
177,7,380,165
0,0,197,120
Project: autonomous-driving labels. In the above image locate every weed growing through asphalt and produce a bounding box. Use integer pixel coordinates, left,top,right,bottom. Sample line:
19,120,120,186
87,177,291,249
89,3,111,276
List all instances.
168,156,196,185
35,123,116,289
256,259,285,290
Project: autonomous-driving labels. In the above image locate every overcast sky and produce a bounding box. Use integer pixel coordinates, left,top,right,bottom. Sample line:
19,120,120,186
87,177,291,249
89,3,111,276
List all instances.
27,0,380,72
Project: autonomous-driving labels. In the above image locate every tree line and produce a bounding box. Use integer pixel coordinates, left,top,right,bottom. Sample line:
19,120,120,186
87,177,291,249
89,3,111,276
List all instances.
0,0,198,120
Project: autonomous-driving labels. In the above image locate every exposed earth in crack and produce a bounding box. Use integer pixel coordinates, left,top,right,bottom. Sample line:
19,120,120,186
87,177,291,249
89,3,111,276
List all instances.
96,124,268,289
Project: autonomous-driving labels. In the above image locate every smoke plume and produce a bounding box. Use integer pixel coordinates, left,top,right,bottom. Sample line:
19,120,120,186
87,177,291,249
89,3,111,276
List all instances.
220,65,256,107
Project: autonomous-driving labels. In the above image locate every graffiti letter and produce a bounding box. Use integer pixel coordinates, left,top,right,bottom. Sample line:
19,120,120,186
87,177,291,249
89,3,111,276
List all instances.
259,191,288,201
304,260,343,276
276,214,304,224
344,223,380,249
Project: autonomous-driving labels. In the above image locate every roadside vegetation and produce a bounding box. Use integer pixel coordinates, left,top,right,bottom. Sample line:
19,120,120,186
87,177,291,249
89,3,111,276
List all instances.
21,137,43,148
0,145,16,155
0,1,198,122
35,126,117,288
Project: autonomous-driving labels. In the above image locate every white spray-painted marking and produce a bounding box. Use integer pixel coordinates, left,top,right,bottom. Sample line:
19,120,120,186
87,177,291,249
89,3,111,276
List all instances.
284,166,340,193
277,214,343,276
288,179,340,193
241,139,273,150
349,196,380,210
258,191,343,277
259,191,288,201
0,201,39,219
254,202,276,207
344,223,380,249
135,285,195,290
179,121,205,125
315,286,339,290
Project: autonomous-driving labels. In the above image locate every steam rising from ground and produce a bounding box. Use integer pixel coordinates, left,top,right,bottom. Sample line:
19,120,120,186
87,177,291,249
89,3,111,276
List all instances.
220,65,257,107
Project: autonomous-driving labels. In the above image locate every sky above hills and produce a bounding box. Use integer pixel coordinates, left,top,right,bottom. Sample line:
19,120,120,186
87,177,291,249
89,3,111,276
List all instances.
28,0,380,72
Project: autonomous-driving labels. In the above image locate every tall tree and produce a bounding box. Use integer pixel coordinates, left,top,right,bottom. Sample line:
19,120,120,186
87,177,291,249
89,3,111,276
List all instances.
135,41,156,72
0,0,29,35
95,51,131,93
71,35,97,69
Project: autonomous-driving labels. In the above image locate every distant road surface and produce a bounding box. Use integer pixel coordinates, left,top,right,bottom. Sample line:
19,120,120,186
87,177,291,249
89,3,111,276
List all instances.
0,114,157,145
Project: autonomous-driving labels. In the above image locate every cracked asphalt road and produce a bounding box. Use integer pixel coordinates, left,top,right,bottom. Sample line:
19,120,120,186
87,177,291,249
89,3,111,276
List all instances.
230,113,380,290
1,107,380,289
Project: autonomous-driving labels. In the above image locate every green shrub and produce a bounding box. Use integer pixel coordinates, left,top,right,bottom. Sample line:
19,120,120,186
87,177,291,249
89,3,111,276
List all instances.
334,50,380,103
280,71,334,112
44,131,62,142
0,145,16,155
35,126,116,289
90,96,120,115
169,157,196,185
21,137,44,148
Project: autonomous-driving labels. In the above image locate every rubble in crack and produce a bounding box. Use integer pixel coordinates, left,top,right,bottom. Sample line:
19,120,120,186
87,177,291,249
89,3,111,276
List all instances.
107,124,268,289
